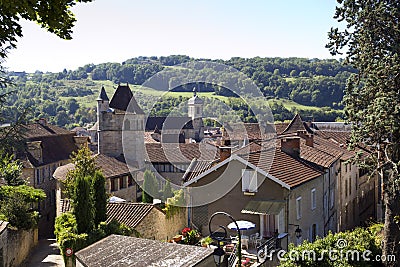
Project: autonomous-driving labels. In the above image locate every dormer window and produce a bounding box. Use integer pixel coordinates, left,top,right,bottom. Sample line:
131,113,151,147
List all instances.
242,169,257,193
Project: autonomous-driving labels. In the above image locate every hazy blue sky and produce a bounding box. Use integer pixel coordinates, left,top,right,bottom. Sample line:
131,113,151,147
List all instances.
5,0,341,72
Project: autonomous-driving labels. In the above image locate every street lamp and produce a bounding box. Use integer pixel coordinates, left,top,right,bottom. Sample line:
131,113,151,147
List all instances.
289,224,302,238
209,212,242,267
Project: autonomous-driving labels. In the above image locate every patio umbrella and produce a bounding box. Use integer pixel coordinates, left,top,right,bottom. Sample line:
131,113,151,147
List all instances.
108,196,126,203
227,220,256,231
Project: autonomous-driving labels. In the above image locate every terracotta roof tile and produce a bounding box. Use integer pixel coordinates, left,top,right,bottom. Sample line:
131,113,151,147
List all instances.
224,123,276,141
145,116,193,131
19,123,73,138
106,202,157,228
145,143,219,163
281,114,313,135
241,148,323,188
53,153,130,181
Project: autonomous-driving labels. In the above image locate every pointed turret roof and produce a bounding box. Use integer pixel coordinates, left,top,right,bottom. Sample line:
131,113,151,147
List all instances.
97,86,109,101
281,114,313,135
109,84,144,114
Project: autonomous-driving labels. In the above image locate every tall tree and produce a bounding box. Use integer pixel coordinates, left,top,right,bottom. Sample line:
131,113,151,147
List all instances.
142,169,158,203
72,174,94,234
327,1,400,264
64,146,97,198
92,170,107,226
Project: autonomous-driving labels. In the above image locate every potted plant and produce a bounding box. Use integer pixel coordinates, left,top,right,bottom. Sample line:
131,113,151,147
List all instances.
200,236,213,247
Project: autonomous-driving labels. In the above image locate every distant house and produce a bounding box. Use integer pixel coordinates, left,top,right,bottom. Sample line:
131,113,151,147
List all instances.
75,235,214,267
145,142,219,185
53,153,143,217
106,202,186,241
277,114,376,232
17,119,86,238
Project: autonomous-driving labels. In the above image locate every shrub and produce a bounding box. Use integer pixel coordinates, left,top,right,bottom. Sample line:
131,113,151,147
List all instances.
278,225,383,267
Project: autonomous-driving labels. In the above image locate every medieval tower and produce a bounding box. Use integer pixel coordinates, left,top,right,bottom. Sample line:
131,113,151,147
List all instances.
97,84,145,168
187,88,204,141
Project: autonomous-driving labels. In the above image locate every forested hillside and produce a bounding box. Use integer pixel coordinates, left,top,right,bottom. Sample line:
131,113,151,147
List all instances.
3,55,353,128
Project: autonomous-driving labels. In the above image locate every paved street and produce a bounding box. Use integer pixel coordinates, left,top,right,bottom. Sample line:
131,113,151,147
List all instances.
22,239,64,267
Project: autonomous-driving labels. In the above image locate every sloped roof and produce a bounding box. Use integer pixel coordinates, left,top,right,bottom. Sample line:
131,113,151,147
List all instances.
53,153,130,181
97,86,109,101
145,116,193,131
182,158,218,182
224,123,276,141
243,148,323,188
185,144,323,189
75,235,213,267
281,114,313,135
19,123,73,138
20,135,79,167
93,154,130,178
109,84,144,114
145,143,219,163
106,203,158,228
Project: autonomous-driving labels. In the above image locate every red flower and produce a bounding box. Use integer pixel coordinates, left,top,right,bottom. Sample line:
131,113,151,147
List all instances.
182,227,191,236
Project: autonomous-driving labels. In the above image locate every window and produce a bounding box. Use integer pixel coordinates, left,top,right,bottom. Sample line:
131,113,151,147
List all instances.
119,177,126,189
111,179,118,191
296,197,302,220
128,175,134,187
345,179,348,197
241,169,257,192
311,188,316,210
310,224,317,242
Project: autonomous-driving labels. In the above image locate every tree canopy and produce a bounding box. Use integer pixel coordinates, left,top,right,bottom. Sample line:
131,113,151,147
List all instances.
327,0,400,264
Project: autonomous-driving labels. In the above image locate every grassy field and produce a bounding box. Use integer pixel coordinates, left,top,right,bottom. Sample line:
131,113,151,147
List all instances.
59,79,334,112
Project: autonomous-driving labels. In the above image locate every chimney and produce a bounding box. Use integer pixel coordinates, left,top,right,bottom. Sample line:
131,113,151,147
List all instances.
281,137,300,157
73,136,89,149
38,118,47,126
297,130,314,147
27,141,43,164
219,146,232,162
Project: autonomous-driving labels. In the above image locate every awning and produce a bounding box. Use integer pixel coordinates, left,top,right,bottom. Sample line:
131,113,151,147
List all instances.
241,200,285,215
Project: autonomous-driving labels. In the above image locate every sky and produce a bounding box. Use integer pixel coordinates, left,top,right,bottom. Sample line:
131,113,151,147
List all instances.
4,0,341,73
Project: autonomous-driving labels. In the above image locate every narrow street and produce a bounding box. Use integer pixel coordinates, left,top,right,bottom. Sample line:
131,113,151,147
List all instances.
22,239,64,267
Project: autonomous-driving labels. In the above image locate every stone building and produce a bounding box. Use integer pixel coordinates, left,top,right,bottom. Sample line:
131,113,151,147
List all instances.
17,120,85,238
53,153,143,217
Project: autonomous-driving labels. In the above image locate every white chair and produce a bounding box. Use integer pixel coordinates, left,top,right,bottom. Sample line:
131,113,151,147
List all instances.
250,233,262,248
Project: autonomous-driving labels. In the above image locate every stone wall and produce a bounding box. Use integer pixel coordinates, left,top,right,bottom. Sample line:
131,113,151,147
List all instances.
0,224,38,267
135,207,187,241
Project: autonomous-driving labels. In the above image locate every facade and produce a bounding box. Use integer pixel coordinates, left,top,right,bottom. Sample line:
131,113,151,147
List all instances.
17,120,83,238
184,143,325,247
276,114,377,232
